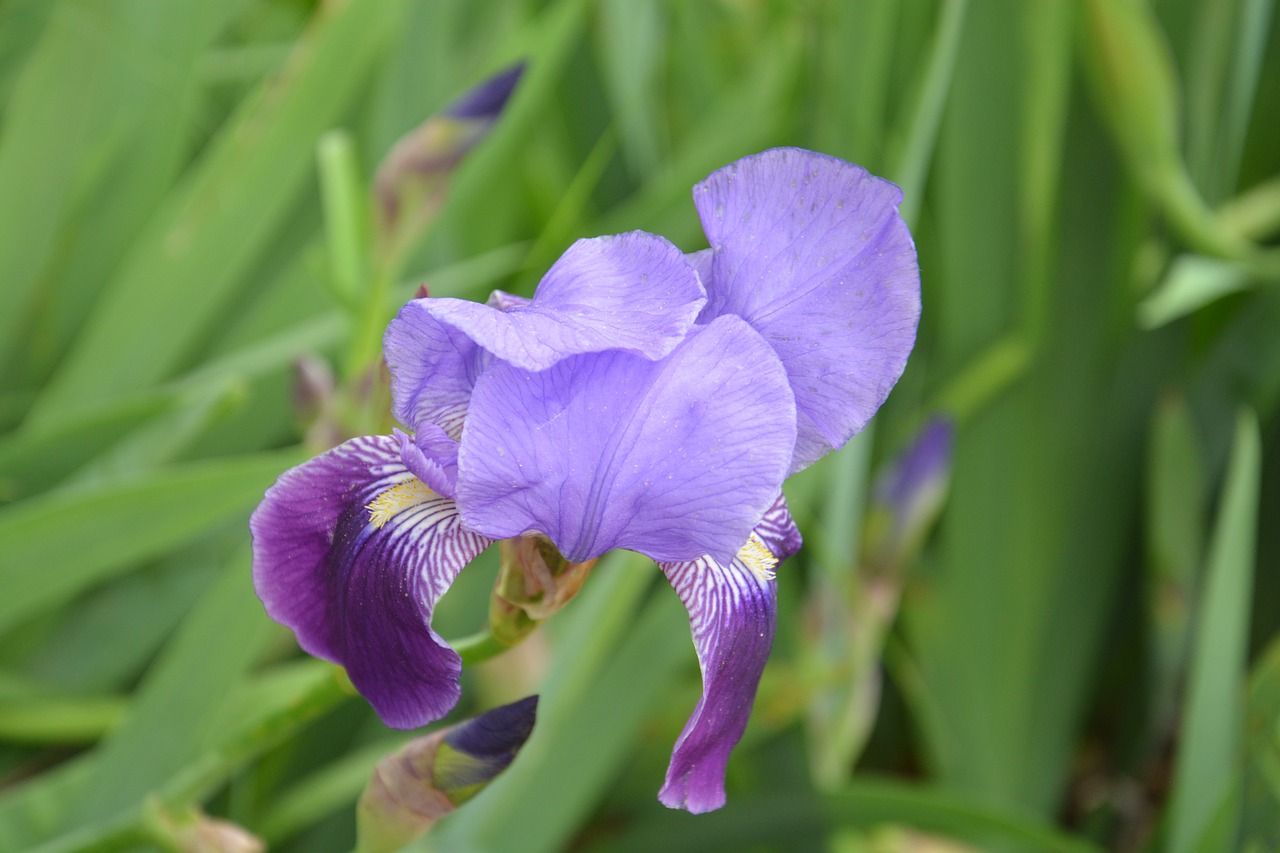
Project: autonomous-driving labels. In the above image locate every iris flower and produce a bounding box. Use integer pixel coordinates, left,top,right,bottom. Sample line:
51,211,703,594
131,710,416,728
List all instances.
251,148,919,812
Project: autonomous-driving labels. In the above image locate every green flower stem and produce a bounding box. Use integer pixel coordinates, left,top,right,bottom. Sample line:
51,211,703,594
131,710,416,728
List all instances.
1220,173,1280,242
344,264,395,382
318,129,370,313
452,628,515,666
930,334,1031,425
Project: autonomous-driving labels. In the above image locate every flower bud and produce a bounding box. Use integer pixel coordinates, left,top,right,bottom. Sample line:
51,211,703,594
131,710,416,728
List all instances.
148,806,264,853
357,696,538,853
863,417,953,572
372,63,524,265
489,535,596,646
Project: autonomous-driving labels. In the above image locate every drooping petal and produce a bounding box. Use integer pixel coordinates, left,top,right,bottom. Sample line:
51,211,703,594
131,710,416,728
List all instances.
656,494,801,813
250,435,492,729
694,147,920,473
385,302,490,440
456,315,797,565
419,232,706,372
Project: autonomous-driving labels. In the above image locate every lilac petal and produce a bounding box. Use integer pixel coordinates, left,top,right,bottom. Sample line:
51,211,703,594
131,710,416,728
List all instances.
456,315,797,565
694,147,921,473
250,435,491,729
686,248,714,287
657,494,801,813
421,232,706,371
485,289,530,311
385,300,491,439
394,426,458,499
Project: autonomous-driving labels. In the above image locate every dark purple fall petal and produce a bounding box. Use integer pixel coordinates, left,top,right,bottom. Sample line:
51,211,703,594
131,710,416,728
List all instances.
694,147,920,473
415,232,706,372
250,435,491,729
656,494,801,813
455,315,797,565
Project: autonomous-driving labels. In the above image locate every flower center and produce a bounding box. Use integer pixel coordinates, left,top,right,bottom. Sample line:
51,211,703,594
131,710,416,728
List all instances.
736,533,778,582
366,477,435,528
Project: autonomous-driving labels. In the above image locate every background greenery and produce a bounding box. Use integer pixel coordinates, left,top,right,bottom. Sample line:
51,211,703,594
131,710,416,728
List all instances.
0,1,1277,851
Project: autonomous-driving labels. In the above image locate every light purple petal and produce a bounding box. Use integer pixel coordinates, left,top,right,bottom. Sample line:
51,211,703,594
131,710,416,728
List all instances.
694,147,920,473
485,289,531,311
394,426,458,499
250,435,492,729
385,301,490,440
686,248,714,287
456,315,797,565
656,494,801,813
420,232,706,371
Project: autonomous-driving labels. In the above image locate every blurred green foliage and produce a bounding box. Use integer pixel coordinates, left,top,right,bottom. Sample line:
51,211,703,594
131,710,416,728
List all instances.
0,1,1278,851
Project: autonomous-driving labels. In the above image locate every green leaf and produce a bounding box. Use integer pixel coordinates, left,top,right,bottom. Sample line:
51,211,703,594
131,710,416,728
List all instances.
0,389,176,503
29,0,408,424
1138,254,1253,329
825,779,1104,853
1144,394,1207,746
0,0,246,378
1166,409,1260,853
62,549,272,832
0,449,300,635
1243,637,1280,851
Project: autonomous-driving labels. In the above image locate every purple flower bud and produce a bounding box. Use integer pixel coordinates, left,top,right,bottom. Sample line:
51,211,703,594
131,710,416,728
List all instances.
357,697,538,852
444,62,525,121
868,417,954,565
372,64,525,261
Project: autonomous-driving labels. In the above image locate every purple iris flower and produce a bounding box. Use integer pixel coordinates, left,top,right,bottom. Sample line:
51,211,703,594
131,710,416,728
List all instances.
250,148,919,813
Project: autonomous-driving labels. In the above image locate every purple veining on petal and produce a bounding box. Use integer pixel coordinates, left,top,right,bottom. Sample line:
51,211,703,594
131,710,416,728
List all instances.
250,435,491,729
656,493,801,813
456,315,797,565
418,232,706,372
694,147,921,474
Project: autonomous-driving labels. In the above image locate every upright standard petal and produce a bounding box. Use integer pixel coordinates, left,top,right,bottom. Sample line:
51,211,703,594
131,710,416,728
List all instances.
694,147,921,473
657,494,802,813
456,315,797,566
386,302,491,440
250,435,492,729
417,232,706,372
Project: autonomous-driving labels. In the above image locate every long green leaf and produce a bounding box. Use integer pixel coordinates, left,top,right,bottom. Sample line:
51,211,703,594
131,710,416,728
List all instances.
29,0,407,424
0,449,300,635
1167,409,1260,853
0,0,244,377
